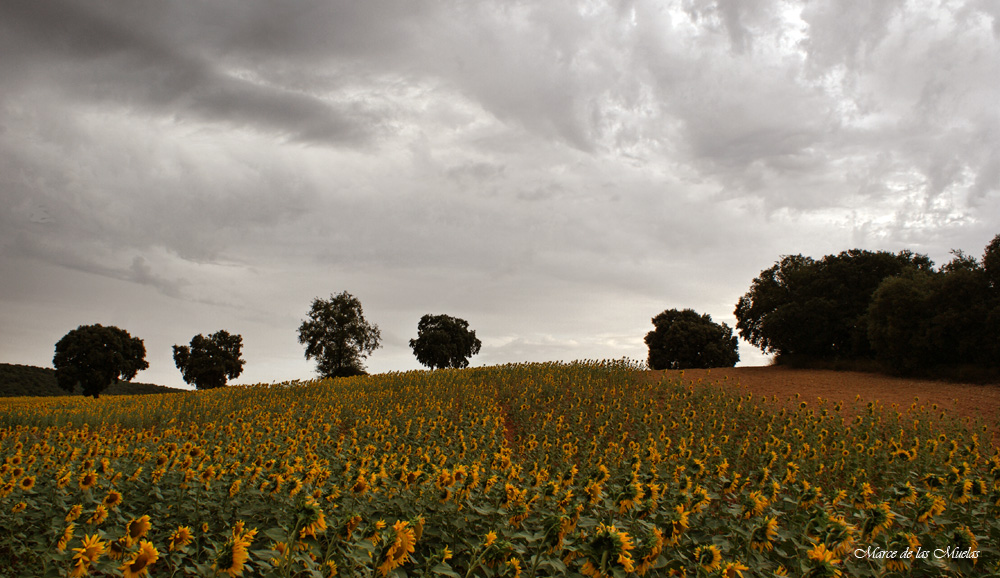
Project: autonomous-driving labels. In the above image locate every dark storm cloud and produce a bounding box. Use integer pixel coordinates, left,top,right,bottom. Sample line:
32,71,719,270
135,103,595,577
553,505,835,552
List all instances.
0,0,378,145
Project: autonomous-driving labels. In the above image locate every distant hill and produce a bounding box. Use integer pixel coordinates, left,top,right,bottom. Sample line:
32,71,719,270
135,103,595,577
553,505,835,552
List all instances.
0,363,185,397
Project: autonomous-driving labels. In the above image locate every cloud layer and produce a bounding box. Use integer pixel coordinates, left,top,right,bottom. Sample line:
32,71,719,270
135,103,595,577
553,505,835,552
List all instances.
2,0,998,387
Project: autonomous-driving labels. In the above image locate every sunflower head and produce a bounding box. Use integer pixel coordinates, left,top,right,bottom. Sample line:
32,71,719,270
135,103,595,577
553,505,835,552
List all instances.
125,515,152,545
120,540,158,578
103,490,123,509
694,544,722,573
79,471,98,491
376,520,416,577
213,537,250,578
168,526,194,551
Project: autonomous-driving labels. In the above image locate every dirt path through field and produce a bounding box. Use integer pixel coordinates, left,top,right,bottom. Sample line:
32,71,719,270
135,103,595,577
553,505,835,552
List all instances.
648,366,1000,446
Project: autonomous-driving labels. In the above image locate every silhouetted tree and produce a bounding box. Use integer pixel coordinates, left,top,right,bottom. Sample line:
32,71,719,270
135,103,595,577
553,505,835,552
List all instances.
298,292,382,378
173,330,245,390
52,324,149,398
735,250,933,361
409,314,482,370
984,233,1000,290
867,271,937,374
645,308,739,370
868,241,999,374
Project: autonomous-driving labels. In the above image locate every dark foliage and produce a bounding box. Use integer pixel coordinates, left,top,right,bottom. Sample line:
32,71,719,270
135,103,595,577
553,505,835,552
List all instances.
298,292,382,378
868,242,1000,374
0,363,180,397
409,314,482,370
173,330,245,390
984,234,1000,290
51,324,150,398
645,308,739,370
735,250,933,359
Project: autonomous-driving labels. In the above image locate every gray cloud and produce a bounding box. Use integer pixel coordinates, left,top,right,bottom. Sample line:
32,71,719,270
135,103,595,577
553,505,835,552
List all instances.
1,0,998,386
1,0,382,146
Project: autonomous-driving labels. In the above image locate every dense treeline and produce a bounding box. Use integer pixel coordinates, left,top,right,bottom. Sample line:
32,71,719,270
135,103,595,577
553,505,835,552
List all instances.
735,234,1000,378
0,363,181,397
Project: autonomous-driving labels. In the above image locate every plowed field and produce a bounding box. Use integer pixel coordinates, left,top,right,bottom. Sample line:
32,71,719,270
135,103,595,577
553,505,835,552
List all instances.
651,366,1000,446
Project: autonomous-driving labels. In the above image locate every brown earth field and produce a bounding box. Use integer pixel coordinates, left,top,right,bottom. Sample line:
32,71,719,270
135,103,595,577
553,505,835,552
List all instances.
649,366,1000,447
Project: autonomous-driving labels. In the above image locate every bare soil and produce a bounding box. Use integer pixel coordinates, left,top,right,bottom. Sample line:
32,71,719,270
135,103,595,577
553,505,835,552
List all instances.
649,366,1000,446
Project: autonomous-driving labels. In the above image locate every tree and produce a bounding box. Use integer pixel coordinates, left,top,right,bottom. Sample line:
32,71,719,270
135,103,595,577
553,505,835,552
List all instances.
866,271,937,374
409,314,482,370
868,242,1000,374
734,250,933,360
983,233,1000,290
173,330,245,390
52,324,149,398
298,292,382,378
644,308,739,370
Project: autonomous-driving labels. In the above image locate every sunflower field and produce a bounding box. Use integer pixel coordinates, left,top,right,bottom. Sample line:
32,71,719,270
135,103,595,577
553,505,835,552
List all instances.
0,360,997,577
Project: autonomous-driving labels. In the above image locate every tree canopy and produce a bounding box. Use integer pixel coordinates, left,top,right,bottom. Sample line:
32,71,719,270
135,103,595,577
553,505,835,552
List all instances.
298,292,382,378
644,308,739,370
52,324,149,398
868,238,1000,374
734,249,933,360
173,330,245,390
734,235,1000,376
409,314,482,370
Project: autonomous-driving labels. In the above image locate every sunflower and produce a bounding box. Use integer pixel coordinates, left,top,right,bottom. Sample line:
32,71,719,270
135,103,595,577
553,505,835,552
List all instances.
66,504,83,523
884,532,919,573
634,527,664,576
694,544,722,573
351,473,369,495
484,531,498,548
19,476,35,491
805,542,842,578
750,517,779,552
299,498,327,540
816,515,855,557
87,505,108,526
722,561,750,578
377,520,416,576
741,490,769,518
503,557,522,578
798,482,822,509
70,534,106,578
103,490,123,509
106,538,128,561
213,537,250,577
662,505,690,546
11,501,26,514
168,526,194,551
269,541,288,566
952,479,972,504
120,540,158,578
125,515,152,545
57,523,75,553
860,502,894,539
690,485,711,512
78,471,98,491
581,524,635,577
950,525,979,563
342,515,362,540
915,492,946,524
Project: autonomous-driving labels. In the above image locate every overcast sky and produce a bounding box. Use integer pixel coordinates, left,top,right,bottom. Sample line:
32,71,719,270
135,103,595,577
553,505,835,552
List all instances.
2,0,999,389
